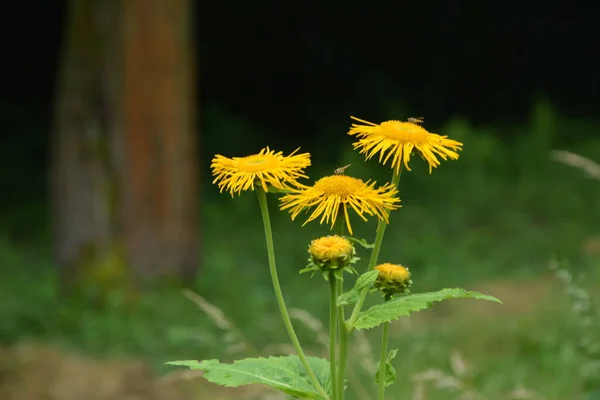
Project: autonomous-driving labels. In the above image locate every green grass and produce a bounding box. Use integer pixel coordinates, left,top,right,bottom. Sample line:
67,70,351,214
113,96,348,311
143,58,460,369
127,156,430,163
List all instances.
2,104,600,399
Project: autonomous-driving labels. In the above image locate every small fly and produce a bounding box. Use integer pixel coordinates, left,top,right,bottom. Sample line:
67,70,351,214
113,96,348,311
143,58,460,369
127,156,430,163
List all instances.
408,117,424,124
334,164,352,175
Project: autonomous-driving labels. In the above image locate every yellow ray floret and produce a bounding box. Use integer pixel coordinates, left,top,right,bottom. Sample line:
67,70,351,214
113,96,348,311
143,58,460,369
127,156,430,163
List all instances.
348,116,463,174
211,147,311,196
279,174,400,235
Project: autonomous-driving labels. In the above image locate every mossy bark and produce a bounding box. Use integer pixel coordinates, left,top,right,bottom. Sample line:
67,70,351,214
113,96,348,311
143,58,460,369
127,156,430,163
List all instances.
51,0,198,301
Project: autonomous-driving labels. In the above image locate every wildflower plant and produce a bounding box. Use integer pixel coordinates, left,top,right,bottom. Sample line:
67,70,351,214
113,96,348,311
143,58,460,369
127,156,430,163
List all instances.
167,117,502,400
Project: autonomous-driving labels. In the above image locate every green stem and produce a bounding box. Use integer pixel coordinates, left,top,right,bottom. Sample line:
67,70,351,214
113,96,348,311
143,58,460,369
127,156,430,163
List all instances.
345,168,402,330
336,278,348,399
329,273,339,400
256,188,330,400
378,321,390,400
334,219,347,399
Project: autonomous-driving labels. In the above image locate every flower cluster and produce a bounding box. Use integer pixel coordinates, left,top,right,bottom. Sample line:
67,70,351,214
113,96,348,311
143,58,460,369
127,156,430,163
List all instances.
194,116,467,400
211,117,461,234
210,116,463,291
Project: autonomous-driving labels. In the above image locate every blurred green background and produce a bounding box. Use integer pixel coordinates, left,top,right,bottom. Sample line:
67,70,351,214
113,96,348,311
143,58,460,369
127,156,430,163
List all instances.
1,1,600,399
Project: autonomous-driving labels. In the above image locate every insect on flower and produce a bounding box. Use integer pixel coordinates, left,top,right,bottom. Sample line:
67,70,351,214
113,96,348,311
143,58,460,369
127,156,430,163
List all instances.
407,117,424,124
348,115,463,173
279,173,400,235
334,164,352,175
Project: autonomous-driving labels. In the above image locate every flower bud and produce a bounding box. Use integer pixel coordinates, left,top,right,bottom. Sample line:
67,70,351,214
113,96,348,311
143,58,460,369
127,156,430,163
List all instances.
301,235,359,279
374,263,413,298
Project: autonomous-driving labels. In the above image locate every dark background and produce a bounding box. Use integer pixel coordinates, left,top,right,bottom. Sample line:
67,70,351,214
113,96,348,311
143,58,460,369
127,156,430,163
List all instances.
3,0,600,170
2,0,599,253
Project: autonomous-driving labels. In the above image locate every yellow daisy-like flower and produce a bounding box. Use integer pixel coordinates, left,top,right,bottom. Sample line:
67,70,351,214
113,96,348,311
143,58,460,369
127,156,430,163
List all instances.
348,116,463,174
211,147,310,196
279,174,400,235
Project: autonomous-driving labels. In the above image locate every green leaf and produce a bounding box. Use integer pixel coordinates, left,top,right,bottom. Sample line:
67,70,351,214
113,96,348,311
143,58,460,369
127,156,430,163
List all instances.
375,349,398,388
166,355,331,399
337,270,379,306
354,288,502,330
347,236,375,249
299,264,320,277
354,270,379,290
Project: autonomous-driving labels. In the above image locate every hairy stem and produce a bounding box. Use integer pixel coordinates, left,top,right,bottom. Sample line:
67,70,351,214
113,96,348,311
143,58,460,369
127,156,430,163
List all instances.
336,277,348,398
334,218,348,399
378,321,390,400
329,272,339,400
256,188,329,400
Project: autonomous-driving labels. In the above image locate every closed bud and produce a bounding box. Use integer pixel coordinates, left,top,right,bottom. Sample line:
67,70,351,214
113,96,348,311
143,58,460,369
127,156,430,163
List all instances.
301,235,359,279
374,263,413,299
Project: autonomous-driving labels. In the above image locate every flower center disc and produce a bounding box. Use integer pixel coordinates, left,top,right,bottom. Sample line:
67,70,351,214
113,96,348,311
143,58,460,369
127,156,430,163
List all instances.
380,121,430,142
314,175,364,196
237,154,279,172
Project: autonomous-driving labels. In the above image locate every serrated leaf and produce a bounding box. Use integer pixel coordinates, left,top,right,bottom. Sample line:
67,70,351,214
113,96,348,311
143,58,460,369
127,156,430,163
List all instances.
347,237,375,249
375,349,398,388
337,270,379,306
354,288,502,330
166,355,331,399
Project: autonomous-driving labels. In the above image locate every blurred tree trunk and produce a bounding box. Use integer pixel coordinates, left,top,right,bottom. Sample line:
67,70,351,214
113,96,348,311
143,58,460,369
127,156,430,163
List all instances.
51,0,198,298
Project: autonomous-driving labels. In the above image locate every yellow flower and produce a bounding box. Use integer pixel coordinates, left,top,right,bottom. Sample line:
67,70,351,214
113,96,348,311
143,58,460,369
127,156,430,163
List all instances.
308,235,354,266
211,147,310,196
348,116,463,174
279,174,400,235
374,263,413,297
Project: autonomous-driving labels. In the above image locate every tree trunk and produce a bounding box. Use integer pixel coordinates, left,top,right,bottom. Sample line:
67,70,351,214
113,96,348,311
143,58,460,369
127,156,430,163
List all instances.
51,0,198,297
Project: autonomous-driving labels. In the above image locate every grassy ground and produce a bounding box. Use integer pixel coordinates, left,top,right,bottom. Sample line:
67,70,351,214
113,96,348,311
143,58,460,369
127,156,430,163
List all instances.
1,105,600,399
